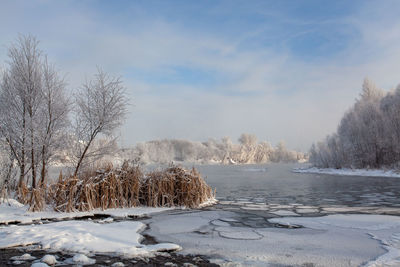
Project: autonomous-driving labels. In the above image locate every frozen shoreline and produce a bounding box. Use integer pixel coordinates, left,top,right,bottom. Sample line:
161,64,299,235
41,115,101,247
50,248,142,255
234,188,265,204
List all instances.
293,166,400,178
2,198,400,266
0,198,172,225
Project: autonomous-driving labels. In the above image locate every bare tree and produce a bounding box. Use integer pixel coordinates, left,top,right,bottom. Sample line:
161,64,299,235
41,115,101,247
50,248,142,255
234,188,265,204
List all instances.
37,58,70,186
0,141,17,202
0,35,70,194
73,69,128,176
0,35,43,190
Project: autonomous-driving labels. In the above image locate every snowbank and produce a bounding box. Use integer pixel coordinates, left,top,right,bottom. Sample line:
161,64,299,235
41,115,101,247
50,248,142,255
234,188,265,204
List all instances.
0,198,171,225
0,220,181,257
293,167,400,178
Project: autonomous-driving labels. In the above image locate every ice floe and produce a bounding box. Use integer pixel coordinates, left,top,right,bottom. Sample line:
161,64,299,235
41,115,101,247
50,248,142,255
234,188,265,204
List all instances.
216,226,263,240
147,210,388,266
269,210,299,216
270,214,400,266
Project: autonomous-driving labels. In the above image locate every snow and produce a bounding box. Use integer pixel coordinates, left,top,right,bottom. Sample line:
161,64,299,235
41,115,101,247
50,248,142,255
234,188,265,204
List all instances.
69,254,95,265
10,253,36,261
3,198,400,266
164,263,177,266
40,255,57,265
12,260,25,265
198,197,218,208
293,167,400,178
112,262,125,267
31,263,49,267
0,199,171,224
0,220,181,257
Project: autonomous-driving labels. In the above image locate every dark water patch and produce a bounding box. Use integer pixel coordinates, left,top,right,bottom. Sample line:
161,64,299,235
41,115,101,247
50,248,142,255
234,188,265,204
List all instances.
128,214,151,220
73,213,111,220
0,221,20,226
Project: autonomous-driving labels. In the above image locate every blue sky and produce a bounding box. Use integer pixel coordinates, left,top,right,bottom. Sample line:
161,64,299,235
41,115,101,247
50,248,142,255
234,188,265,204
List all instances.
1,0,400,150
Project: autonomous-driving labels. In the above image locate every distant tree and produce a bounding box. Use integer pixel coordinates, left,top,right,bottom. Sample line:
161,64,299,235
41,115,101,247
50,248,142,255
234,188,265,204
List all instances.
238,133,257,148
72,69,128,176
310,78,393,169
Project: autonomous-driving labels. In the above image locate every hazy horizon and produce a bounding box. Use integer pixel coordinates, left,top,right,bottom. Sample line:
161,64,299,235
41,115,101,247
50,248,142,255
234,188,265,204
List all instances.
2,0,400,151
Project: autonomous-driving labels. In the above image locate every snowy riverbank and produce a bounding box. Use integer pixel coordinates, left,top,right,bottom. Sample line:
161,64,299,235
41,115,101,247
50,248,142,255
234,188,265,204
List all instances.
2,198,400,266
0,198,172,225
293,166,400,178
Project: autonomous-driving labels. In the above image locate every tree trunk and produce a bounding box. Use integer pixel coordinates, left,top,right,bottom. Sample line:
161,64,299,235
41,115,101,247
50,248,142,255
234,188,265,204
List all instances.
18,110,26,188
39,141,47,186
73,142,91,177
31,129,36,189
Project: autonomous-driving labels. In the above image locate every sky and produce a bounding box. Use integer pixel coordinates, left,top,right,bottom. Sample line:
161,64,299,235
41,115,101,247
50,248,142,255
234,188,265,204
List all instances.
1,0,400,151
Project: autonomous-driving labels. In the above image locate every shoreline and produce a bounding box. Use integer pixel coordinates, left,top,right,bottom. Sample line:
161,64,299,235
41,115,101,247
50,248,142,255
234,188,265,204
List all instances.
293,166,400,178
0,247,218,267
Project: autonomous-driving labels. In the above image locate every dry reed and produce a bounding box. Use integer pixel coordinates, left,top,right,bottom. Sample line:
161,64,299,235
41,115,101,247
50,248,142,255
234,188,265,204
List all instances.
28,188,45,212
51,161,142,212
18,182,30,205
49,162,214,212
141,166,215,208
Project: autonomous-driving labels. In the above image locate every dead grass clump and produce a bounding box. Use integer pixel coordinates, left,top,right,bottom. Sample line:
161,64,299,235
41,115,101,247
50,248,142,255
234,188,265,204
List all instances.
17,182,30,205
28,188,45,212
141,166,215,208
51,161,142,212
48,162,214,212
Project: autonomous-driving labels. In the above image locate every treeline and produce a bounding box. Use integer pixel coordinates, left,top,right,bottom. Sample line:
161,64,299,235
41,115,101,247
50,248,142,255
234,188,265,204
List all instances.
121,133,305,164
310,78,400,169
0,35,128,208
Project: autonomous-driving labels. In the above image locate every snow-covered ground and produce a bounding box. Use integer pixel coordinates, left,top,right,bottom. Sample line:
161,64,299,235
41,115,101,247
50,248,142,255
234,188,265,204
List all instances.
2,198,400,266
0,198,171,225
293,166,400,178
0,220,180,257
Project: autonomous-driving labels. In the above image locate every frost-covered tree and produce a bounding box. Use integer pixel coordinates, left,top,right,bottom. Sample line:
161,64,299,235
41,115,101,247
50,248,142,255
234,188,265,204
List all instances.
0,35,43,189
0,141,17,200
125,135,304,165
37,59,70,185
380,87,400,164
0,35,70,191
72,69,128,176
309,78,400,169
